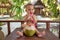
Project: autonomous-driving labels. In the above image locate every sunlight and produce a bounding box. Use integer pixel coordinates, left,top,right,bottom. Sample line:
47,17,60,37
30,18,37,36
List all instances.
30,0,37,4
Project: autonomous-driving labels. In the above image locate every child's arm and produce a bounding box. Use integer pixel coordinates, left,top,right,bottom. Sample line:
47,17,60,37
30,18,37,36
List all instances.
30,15,37,23
33,15,37,23
23,15,28,20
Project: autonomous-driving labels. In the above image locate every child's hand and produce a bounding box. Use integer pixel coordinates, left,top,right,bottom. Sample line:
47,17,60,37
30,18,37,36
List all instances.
30,17,33,20
27,16,33,21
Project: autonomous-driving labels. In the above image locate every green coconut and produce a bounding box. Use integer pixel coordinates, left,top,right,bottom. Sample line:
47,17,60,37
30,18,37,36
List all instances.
24,29,36,36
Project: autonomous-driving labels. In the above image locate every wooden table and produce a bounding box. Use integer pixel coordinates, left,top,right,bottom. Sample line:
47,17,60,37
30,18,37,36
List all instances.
5,28,60,40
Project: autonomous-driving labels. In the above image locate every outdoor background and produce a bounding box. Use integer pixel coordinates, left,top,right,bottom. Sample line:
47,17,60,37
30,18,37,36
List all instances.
0,0,60,38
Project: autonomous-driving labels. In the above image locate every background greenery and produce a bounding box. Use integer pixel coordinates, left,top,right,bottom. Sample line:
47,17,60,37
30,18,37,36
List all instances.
42,0,60,18
41,0,60,21
11,0,30,20
0,0,60,20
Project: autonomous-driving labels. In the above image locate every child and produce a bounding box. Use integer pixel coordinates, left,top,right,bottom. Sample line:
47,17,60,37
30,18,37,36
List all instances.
16,20,45,37
16,3,45,37
23,3,37,28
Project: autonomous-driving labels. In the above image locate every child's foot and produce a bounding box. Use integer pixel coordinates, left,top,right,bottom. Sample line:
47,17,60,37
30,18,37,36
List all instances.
38,34,43,37
16,31,23,37
37,31,45,37
42,31,45,35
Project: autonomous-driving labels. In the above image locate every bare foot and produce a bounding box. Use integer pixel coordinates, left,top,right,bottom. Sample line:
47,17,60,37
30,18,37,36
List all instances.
38,34,43,37
42,31,45,35
16,31,23,37
37,32,43,37
37,31,45,37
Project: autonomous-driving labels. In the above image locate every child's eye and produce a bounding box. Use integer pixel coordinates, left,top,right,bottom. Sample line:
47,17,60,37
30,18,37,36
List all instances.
32,9,34,10
28,9,34,10
28,9,31,10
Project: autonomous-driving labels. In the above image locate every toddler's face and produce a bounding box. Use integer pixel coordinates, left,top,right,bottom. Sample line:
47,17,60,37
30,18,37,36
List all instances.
25,5,35,14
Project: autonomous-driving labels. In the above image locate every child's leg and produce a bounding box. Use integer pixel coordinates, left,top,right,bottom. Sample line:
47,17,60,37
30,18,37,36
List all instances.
36,30,45,37
16,31,23,37
35,29,42,37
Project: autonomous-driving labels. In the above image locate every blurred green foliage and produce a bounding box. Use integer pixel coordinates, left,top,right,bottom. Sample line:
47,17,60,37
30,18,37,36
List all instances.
11,0,29,20
42,0,59,18
0,0,8,3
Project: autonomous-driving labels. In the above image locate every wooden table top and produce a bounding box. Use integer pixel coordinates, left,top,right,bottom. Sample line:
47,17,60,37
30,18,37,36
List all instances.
5,28,60,40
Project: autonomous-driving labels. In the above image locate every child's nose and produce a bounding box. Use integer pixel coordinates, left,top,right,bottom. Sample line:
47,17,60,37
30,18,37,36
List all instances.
30,11,32,14
30,11,33,14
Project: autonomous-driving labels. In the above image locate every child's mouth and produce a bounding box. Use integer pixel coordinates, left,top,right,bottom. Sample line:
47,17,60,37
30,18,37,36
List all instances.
30,12,32,14
30,12,33,16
